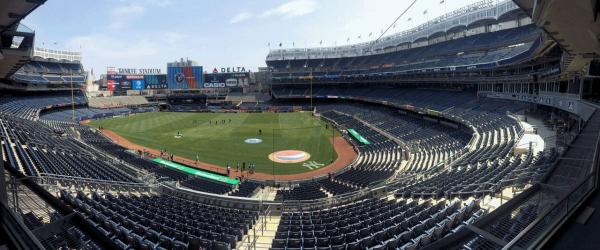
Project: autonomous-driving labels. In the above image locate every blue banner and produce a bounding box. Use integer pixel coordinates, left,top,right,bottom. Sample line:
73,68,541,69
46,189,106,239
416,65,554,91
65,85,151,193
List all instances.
131,79,145,90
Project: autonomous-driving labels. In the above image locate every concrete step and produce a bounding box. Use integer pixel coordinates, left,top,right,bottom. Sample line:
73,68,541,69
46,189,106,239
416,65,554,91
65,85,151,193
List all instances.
237,215,280,250
252,187,278,201
237,240,272,250
320,188,333,197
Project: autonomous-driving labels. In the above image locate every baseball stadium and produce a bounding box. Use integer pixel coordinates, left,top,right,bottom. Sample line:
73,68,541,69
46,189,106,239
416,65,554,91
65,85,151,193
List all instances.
0,0,599,250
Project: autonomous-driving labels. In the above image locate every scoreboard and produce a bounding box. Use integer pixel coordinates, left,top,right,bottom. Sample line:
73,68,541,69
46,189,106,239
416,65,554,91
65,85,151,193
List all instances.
107,74,168,94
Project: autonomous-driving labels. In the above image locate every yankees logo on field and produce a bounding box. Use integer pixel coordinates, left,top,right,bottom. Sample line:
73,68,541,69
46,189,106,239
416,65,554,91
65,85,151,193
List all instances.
302,161,324,170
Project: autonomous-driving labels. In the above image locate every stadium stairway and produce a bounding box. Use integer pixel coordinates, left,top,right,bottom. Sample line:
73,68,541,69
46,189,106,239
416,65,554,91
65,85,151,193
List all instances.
254,186,278,201
238,210,281,250
320,187,334,197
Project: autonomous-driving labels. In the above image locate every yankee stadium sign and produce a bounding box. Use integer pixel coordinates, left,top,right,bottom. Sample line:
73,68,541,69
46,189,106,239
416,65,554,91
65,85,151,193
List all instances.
117,68,162,75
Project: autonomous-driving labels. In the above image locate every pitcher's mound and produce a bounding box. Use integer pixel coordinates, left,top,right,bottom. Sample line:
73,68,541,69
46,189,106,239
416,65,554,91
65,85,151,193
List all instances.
269,150,311,163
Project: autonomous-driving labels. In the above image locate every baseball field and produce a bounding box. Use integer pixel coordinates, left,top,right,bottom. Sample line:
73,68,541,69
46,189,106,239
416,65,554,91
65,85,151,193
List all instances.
88,112,340,175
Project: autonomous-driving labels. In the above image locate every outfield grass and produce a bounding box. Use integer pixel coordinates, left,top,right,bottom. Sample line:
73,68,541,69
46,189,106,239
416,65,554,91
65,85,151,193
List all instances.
88,112,339,175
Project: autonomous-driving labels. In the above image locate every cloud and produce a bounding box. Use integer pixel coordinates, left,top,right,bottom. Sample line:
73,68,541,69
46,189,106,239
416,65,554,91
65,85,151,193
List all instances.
114,0,173,7
67,34,160,73
112,4,145,16
67,30,194,74
230,12,252,24
110,4,145,29
69,34,158,59
146,0,173,7
261,0,317,19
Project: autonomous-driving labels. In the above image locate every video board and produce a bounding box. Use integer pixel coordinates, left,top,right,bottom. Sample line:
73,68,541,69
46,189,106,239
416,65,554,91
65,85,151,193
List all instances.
106,74,124,92
131,79,145,90
106,74,140,92
167,66,203,89
107,74,169,92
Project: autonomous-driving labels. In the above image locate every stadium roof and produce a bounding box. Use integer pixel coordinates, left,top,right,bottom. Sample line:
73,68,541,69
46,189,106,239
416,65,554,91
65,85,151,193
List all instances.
514,0,600,74
0,0,45,33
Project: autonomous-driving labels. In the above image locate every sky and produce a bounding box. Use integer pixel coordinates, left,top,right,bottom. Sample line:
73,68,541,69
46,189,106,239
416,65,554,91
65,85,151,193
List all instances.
22,0,483,77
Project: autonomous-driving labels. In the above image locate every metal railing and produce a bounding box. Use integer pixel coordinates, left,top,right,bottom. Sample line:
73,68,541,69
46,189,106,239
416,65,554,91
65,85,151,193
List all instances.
36,173,152,193
2,162,120,249
502,113,600,249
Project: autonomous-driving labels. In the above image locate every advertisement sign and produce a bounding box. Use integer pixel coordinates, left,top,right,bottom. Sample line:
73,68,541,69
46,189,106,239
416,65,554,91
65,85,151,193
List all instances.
211,67,248,73
125,75,144,80
144,74,168,89
167,66,203,89
107,80,116,91
106,74,129,92
131,79,145,90
203,72,250,88
120,80,131,90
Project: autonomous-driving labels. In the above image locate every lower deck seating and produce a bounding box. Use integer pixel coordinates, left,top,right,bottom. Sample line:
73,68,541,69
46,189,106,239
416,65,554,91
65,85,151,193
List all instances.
462,203,538,249
317,178,358,195
275,182,327,201
230,181,261,197
20,211,101,249
61,191,259,250
181,178,234,194
273,197,485,249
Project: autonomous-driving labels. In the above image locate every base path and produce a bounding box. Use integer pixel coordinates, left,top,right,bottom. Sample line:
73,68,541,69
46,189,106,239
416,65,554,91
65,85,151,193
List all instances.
99,129,358,181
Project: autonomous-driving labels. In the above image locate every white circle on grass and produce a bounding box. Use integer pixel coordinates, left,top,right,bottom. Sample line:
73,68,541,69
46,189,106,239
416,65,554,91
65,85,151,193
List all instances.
245,138,263,144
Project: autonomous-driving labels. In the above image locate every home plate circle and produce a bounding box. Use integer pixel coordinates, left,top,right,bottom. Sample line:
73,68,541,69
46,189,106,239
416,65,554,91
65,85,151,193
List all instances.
268,150,311,163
